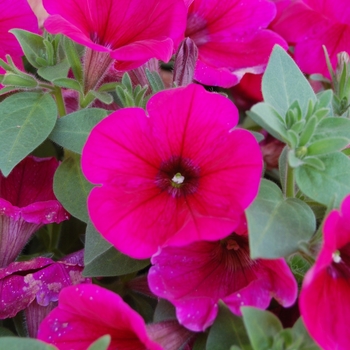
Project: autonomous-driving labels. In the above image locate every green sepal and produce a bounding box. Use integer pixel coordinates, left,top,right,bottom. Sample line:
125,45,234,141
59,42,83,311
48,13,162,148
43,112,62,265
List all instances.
52,77,82,92
62,36,83,84
1,73,37,88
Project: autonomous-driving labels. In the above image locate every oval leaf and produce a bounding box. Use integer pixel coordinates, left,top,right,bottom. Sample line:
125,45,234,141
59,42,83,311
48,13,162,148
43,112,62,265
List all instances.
246,179,316,259
0,92,57,176
49,108,108,154
262,45,317,117
295,152,350,207
53,153,93,222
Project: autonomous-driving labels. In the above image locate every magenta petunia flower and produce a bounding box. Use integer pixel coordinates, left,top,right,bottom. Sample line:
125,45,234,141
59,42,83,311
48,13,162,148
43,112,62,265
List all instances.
0,250,90,337
271,0,350,76
299,195,350,349
82,84,262,259
43,0,187,71
0,0,38,71
148,218,297,331
0,156,68,268
184,0,287,87
37,284,163,350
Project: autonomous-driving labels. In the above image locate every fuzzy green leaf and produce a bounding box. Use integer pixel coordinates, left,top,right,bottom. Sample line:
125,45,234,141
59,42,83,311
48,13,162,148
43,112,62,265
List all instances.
246,179,316,259
0,92,57,176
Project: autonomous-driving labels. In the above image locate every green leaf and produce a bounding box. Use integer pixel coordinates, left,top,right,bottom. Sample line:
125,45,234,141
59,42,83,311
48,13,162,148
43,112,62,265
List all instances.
291,318,321,350
248,103,287,142
89,90,113,105
52,77,82,92
10,29,47,68
121,72,133,92
153,299,177,322
145,68,165,93
307,137,349,156
0,337,57,349
1,73,37,87
295,152,350,207
0,92,57,176
83,221,150,277
302,157,325,171
0,327,14,337
241,308,283,350
311,117,350,142
37,60,71,81
62,36,83,84
246,179,316,259
288,149,304,168
299,116,317,147
49,108,108,154
87,335,111,350
206,302,252,350
53,153,93,222
262,45,317,117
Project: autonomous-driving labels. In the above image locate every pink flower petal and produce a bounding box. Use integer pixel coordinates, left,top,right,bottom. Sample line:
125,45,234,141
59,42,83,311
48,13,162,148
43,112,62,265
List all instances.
38,284,162,350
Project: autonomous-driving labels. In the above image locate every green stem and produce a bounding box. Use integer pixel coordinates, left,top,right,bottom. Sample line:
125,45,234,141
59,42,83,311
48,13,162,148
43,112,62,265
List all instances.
53,86,66,117
286,164,295,198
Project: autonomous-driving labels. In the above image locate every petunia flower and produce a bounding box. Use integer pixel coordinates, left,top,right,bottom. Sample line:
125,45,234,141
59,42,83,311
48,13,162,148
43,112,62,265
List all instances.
0,0,38,71
184,0,287,87
271,0,350,77
148,218,298,331
37,284,163,350
0,250,90,337
42,0,187,72
82,84,262,259
299,194,350,349
0,156,68,267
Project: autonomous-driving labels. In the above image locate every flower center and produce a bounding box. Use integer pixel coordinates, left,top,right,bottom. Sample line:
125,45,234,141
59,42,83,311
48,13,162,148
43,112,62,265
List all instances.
327,243,350,279
155,156,200,198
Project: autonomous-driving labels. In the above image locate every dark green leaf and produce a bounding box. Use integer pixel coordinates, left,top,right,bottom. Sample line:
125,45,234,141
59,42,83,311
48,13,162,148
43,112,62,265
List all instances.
241,307,283,350
0,92,57,176
49,108,107,154
87,335,111,350
299,116,317,147
206,302,252,350
145,68,165,93
83,221,150,277
0,337,56,349
295,152,350,207
53,153,93,222
10,29,46,68
246,179,316,258
0,327,14,337
37,60,70,81
262,45,316,117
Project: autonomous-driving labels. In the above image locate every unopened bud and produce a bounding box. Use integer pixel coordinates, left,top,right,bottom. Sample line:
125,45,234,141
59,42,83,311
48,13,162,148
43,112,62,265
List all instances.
173,38,198,87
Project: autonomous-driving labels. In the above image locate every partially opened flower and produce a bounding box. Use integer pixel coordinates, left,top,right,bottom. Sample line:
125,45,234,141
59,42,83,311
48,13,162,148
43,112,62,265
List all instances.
271,0,350,76
82,84,262,259
299,194,350,349
0,156,68,267
0,0,38,71
37,284,163,350
0,250,90,337
43,0,187,72
185,0,287,87
148,218,297,331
